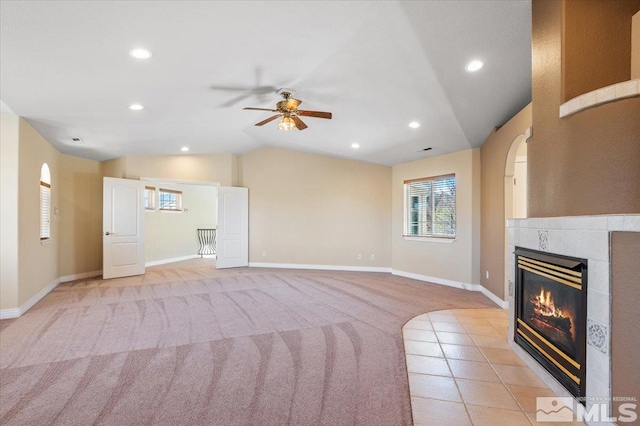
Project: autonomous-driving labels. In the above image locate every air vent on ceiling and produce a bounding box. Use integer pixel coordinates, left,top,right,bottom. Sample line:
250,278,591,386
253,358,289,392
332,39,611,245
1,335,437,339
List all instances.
421,147,432,151
70,137,84,144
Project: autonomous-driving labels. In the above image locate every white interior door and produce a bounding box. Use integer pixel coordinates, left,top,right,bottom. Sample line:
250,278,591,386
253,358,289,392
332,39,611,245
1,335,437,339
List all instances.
103,177,145,279
216,186,248,269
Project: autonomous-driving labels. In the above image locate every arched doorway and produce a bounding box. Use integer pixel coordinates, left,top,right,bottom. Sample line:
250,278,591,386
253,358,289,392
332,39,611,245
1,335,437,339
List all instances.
503,131,529,300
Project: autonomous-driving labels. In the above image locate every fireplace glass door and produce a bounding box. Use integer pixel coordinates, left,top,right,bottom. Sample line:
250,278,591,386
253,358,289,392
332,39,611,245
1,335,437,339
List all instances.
514,247,587,398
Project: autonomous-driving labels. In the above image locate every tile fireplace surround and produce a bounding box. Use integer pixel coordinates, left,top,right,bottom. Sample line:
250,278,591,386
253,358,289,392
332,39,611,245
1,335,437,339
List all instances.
507,215,640,424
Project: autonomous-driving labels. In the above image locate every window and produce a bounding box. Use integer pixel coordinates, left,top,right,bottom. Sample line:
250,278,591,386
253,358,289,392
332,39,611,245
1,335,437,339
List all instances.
40,163,51,240
403,174,456,238
144,186,156,210
159,188,182,211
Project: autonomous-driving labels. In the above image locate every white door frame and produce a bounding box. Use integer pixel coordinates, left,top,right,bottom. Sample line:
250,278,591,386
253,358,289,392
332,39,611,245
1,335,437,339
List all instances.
140,177,220,187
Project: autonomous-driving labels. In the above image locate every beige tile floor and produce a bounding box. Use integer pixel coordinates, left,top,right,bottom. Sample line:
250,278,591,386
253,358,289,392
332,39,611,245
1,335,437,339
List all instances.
403,308,584,426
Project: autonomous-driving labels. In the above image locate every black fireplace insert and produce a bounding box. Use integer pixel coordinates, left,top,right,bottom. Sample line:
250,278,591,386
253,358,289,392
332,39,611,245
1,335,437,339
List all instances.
514,247,587,398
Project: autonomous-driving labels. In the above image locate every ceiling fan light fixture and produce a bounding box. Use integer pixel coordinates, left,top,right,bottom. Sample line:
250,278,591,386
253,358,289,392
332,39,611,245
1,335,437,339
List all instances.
409,121,420,129
278,115,296,131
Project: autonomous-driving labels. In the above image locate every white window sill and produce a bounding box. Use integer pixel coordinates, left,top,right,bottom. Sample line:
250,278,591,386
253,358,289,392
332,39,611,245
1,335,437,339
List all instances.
40,239,52,246
403,236,456,243
159,210,183,214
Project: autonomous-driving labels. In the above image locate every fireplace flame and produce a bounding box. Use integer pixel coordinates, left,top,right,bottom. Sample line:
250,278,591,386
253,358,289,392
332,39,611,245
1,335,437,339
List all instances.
535,288,564,318
529,286,575,342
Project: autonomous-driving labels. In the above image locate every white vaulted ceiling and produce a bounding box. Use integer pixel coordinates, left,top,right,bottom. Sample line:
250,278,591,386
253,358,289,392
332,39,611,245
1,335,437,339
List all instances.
0,1,531,165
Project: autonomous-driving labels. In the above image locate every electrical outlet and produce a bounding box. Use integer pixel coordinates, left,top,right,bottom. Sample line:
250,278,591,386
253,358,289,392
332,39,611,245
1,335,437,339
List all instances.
357,253,362,260
370,254,375,261
262,251,266,257
486,271,489,279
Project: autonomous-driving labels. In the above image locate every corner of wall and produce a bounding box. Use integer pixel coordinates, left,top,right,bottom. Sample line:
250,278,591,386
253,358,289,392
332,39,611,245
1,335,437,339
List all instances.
101,156,126,178
0,113,20,310
59,154,104,277
471,148,482,286
17,117,61,306
231,153,240,186
632,10,640,79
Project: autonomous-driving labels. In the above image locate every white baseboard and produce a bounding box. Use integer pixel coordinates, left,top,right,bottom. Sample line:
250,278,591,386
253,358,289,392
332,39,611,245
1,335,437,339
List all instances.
0,263,507,320
0,278,60,320
0,307,20,320
478,286,509,309
249,262,392,273
0,270,103,320
392,269,470,290
145,255,200,267
59,270,102,283
391,269,508,308
247,264,508,308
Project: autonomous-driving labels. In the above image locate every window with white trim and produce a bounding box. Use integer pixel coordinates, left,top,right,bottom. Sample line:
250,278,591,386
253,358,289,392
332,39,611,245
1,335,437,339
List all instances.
144,186,156,210
159,188,182,211
40,163,51,240
403,174,456,238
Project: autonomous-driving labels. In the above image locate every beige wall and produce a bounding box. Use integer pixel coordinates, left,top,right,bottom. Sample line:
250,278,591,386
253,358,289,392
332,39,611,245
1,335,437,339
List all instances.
633,11,640,79
1,114,20,310
101,157,126,179
392,149,481,286
239,147,392,267
515,139,527,158
18,118,60,306
2,117,105,311
120,153,238,185
59,154,103,277
563,0,639,101
610,232,640,419
144,183,217,262
480,104,532,300
529,0,640,217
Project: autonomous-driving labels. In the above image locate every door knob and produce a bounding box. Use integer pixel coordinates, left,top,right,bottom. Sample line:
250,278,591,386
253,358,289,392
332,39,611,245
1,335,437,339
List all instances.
104,231,111,236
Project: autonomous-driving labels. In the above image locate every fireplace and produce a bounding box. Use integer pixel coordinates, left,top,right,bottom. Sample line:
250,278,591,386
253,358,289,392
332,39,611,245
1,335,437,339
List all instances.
514,247,587,399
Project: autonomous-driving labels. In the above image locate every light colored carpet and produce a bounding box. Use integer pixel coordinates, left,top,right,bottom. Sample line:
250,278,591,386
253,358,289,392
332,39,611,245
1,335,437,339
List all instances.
0,259,494,425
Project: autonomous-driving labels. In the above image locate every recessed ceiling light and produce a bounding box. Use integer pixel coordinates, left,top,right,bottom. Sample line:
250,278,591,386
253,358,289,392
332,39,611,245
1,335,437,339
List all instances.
351,142,360,149
181,146,189,152
129,48,152,59
465,60,484,72
128,103,144,111
409,121,420,129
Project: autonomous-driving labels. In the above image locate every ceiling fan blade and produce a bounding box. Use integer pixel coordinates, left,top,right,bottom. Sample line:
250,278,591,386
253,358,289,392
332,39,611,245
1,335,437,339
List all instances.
297,110,332,119
210,85,252,92
286,98,302,110
243,107,278,112
293,116,308,130
255,115,281,126
221,92,254,107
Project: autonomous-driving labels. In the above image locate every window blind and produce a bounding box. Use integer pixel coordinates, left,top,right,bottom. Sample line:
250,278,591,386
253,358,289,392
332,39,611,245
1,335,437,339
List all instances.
40,182,51,239
403,174,456,238
144,186,156,210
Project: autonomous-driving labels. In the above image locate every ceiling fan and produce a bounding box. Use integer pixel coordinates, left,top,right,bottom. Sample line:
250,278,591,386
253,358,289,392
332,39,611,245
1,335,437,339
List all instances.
243,90,332,131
